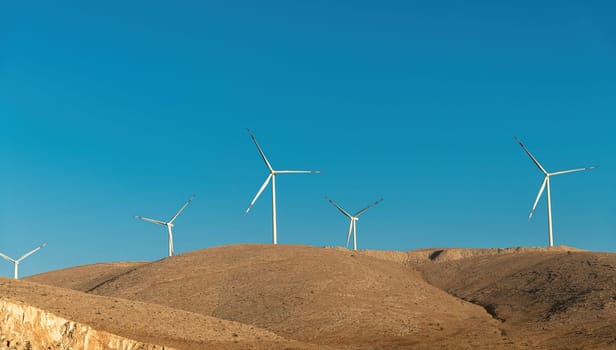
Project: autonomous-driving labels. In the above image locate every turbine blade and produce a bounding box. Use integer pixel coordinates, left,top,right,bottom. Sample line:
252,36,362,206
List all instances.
276,170,321,174
0,252,15,263
134,216,167,226
247,129,274,172
550,166,597,176
169,195,196,223
355,198,384,217
346,219,353,248
515,137,548,175
529,177,548,221
245,174,273,215
17,242,47,262
325,197,352,218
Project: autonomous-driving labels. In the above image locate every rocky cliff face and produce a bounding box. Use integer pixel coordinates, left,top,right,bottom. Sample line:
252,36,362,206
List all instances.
0,298,172,350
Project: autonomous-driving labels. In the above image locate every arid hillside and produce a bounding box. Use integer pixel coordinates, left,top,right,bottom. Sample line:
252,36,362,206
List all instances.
21,244,616,349
27,261,147,292
29,244,514,349
412,247,616,349
0,277,320,350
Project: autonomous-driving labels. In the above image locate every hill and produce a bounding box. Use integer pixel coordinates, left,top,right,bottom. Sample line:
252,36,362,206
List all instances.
25,244,616,349
29,244,514,349
412,247,616,349
0,277,319,349
27,261,147,292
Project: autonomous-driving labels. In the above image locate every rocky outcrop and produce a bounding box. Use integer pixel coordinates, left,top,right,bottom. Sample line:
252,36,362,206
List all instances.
0,298,173,350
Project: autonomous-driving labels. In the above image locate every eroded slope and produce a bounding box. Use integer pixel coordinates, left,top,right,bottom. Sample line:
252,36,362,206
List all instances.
0,278,320,350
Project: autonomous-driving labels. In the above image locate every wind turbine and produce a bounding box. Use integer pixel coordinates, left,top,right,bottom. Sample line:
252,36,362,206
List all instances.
326,197,383,251
0,242,48,279
244,129,320,245
515,137,596,247
135,195,195,257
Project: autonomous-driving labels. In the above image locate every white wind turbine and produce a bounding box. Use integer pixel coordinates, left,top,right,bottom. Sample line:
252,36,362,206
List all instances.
244,129,320,245
0,242,48,279
135,195,195,257
326,197,383,251
515,137,597,247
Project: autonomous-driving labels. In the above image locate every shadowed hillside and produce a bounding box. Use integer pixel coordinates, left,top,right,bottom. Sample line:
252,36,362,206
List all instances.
413,248,616,349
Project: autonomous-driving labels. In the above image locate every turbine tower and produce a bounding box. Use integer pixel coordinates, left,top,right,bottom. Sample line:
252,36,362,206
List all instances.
0,242,48,279
326,197,383,251
245,129,320,245
135,195,195,257
515,137,596,247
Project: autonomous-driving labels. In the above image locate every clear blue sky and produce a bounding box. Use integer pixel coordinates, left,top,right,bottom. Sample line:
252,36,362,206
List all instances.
1,1,615,277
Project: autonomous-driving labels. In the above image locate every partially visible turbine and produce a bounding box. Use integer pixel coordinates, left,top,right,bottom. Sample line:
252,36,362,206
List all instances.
245,129,320,245
515,137,597,247
135,195,195,257
0,242,48,279
326,197,383,251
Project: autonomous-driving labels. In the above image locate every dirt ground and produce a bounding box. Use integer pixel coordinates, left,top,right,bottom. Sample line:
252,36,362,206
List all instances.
18,244,616,349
